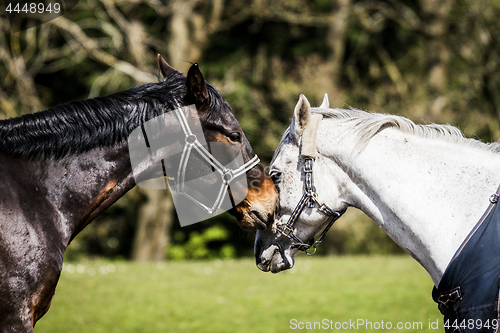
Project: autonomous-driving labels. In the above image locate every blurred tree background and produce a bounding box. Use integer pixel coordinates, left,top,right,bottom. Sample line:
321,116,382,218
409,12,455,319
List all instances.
1,0,500,260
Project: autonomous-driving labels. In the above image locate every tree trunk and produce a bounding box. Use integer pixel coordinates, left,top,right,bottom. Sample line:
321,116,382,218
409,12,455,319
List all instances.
132,0,221,261
420,0,454,119
132,189,174,262
326,0,351,89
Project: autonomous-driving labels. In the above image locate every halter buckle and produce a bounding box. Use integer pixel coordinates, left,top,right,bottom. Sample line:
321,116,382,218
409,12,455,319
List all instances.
307,190,318,201
292,243,311,251
490,194,499,204
279,224,294,237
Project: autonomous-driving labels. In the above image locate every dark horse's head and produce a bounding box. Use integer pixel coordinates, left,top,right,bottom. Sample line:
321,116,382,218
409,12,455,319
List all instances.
153,56,277,230
0,56,278,329
0,55,277,231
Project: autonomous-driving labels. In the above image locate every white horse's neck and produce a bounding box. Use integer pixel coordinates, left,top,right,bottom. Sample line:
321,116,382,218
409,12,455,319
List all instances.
317,118,500,286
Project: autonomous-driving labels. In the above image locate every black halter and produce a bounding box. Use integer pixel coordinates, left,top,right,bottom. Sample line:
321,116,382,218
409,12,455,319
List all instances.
276,115,346,255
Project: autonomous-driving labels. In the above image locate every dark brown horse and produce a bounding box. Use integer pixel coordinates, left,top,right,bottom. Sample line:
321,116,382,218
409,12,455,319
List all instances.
0,56,277,331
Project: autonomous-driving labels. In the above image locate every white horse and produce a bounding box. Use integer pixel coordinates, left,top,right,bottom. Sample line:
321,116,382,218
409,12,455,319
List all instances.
255,94,500,289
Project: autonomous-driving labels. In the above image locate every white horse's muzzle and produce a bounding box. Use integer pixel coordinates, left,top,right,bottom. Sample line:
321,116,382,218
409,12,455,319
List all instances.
254,230,296,273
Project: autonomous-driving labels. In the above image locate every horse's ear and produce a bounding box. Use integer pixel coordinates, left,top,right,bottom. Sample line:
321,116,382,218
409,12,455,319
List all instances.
292,94,311,136
320,93,329,109
187,63,209,111
157,54,181,79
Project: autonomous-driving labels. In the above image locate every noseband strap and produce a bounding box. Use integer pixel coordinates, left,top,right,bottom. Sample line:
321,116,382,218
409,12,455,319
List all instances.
276,114,345,255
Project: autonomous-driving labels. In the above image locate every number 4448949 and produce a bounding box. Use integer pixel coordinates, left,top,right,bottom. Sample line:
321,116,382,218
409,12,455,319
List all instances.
444,318,498,330
5,2,61,14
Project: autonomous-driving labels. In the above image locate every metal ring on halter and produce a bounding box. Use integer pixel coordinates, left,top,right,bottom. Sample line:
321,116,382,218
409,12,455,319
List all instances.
185,134,197,145
222,170,233,184
305,246,317,256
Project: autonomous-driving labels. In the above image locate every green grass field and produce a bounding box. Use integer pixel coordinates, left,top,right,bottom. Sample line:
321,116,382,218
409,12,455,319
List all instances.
34,256,442,332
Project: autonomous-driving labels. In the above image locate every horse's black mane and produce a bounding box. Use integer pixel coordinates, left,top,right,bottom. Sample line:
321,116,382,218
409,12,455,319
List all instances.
0,72,229,160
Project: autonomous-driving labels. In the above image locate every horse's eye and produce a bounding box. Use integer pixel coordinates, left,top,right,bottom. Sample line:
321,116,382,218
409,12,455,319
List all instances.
228,132,241,143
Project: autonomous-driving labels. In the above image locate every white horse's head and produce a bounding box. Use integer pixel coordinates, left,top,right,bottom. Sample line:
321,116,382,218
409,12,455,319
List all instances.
257,92,500,284
255,94,351,273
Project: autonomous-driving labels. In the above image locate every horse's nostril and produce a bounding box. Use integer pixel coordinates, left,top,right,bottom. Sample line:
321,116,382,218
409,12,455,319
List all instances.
250,210,268,230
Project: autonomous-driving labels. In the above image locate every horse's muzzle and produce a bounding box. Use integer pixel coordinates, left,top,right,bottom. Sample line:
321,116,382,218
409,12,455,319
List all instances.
254,235,294,273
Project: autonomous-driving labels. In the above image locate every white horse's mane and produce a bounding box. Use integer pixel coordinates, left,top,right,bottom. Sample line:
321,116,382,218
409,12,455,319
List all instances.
273,107,500,163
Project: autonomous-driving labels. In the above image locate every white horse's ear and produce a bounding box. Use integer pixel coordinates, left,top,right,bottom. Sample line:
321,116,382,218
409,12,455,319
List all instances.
292,94,311,137
319,93,329,109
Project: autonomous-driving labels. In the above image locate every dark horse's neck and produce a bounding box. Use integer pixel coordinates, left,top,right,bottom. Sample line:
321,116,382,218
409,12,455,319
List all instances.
0,144,133,244
0,76,188,327
0,78,186,243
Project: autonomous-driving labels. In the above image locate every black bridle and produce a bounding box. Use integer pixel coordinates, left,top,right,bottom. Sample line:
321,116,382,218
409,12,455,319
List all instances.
276,114,346,255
